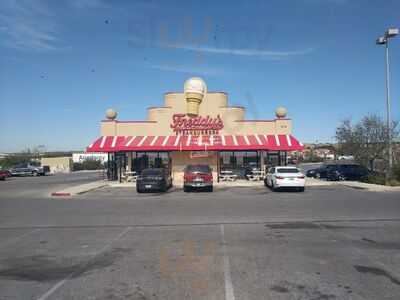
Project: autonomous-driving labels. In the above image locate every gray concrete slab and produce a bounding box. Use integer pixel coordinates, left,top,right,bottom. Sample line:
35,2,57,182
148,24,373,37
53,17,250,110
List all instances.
0,179,400,299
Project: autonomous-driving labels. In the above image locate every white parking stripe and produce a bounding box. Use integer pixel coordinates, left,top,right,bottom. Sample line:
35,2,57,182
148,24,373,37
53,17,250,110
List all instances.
221,135,226,146
210,135,214,146
243,135,250,146
220,225,235,300
99,136,106,148
162,136,170,146
186,135,192,146
198,135,202,146
36,227,132,300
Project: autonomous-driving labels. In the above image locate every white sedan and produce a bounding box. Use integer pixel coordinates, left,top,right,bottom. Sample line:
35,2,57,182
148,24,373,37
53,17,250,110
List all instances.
264,166,306,192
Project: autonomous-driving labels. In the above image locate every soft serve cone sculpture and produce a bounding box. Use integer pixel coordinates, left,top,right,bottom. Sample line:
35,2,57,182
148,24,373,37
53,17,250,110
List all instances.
184,77,207,116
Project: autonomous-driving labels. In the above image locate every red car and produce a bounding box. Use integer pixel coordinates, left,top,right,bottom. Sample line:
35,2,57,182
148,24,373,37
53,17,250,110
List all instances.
0,170,10,181
183,164,213,192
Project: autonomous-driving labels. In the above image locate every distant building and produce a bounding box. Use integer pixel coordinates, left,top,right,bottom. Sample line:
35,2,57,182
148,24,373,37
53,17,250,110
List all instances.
41,157,73,173
0,153,10,160
72,152,108,163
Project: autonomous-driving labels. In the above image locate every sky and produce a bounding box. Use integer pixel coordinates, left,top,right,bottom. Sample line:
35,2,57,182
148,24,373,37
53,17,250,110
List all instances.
0,0,399,152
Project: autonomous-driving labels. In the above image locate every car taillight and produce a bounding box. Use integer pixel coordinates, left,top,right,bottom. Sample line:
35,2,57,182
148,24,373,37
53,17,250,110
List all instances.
298,175,305,179
275,176,284,179
184,173,193,181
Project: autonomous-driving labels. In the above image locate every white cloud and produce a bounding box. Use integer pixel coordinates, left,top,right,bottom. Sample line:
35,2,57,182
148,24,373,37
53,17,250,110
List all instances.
0,0,59,51
129,36,314,60
165,43,314,59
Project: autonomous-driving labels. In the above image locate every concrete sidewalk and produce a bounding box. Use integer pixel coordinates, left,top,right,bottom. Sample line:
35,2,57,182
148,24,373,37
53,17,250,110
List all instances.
51,180,108,196
56,172,400,195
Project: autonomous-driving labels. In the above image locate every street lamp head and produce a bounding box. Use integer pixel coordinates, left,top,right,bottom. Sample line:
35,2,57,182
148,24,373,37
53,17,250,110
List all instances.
376,37,386,45
385,28,399,38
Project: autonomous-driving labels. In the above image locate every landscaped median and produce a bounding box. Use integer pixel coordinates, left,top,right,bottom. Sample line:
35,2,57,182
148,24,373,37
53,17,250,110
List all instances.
307,177,400,192
51,180,108,197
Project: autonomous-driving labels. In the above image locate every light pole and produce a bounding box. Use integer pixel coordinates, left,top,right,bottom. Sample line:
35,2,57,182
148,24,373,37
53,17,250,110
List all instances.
376,28,399,181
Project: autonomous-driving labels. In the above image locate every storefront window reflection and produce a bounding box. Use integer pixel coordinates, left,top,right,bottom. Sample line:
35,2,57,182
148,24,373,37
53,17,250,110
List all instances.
132,152,170,174
219,151,260,178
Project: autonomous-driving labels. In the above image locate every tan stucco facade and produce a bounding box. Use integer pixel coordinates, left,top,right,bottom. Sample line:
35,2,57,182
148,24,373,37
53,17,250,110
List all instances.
41,157,73,174
99,86,293,183
100,92,292,137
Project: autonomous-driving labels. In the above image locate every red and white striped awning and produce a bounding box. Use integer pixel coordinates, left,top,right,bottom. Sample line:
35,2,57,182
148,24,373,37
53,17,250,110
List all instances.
87,135,304,152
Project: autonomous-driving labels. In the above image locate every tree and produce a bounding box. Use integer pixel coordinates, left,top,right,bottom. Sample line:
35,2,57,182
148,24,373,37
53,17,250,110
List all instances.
335,114,398,172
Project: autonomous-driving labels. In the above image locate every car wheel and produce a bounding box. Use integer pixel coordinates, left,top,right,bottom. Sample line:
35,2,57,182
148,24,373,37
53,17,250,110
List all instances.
316,173,321,179
136,188,143,193
184,186,190,192
271,181,277,192
299,187,305,192
32,171,38,177
207,186,213,192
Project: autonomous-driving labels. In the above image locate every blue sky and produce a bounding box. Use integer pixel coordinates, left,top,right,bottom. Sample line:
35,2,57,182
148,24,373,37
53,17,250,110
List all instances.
0,0,399,152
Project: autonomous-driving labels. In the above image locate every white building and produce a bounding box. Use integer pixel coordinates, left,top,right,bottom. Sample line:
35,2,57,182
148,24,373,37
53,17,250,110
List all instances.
72,152,108,163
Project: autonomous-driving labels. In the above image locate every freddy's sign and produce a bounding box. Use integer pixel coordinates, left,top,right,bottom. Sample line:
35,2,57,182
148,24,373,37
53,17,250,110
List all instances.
170,114,224,135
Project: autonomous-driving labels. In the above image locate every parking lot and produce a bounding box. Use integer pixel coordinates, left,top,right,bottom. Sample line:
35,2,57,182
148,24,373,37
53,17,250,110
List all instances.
1,174,400,299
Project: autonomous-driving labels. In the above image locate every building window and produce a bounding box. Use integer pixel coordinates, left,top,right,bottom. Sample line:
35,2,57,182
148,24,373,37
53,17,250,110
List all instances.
133,152,170,174
219,151,260,178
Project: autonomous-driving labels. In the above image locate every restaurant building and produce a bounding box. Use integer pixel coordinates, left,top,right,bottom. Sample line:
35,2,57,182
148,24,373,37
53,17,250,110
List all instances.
86,78,304,182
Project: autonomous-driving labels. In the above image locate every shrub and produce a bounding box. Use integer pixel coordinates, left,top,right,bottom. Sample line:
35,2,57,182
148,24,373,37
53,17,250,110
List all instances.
387,179,400,186
361,174,386,185
392,164,400,181
73,159,104,171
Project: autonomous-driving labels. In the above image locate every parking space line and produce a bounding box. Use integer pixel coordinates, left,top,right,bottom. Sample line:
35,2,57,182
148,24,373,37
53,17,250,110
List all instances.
220,224,235,300
36,226,132,300
0,228,40,249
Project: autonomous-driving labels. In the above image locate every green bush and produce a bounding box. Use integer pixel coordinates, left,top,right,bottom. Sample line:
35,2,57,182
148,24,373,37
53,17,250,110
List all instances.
73,159,104,171
361,175,386,185
392,164,400,181
387,179,400,186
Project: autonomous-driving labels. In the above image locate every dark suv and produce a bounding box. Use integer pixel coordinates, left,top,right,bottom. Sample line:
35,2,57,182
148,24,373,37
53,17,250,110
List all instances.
183,164,213,192
136,168,172,193
326,164,369,181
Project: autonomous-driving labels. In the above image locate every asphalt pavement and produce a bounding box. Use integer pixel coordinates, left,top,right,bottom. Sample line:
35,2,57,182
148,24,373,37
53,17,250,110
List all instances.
0,174,400,300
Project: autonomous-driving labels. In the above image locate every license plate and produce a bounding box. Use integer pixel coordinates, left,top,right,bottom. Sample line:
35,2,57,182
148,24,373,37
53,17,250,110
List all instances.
289,178,295,181
145,185,152,188
195,183,204,187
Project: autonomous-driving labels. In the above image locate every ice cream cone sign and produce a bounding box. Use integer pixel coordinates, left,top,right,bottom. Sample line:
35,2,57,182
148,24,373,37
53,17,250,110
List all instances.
184,77,207,116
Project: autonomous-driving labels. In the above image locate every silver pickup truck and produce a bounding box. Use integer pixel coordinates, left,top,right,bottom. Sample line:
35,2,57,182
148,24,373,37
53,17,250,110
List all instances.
10,163,47,176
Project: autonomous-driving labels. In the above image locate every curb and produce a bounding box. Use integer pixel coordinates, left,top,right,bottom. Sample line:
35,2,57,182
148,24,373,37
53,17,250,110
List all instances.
51,192,71,197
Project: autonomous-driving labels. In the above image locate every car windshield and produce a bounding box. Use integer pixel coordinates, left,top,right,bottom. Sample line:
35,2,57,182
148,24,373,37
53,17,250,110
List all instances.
277,168,299,173
142,169,163,176
186,165,210,173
